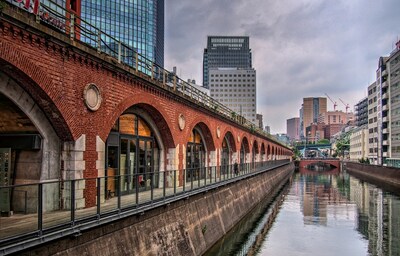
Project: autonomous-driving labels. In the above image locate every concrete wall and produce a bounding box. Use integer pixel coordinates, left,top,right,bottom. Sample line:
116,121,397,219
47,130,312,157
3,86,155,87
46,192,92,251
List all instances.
19,163,294,256
345,162,400,189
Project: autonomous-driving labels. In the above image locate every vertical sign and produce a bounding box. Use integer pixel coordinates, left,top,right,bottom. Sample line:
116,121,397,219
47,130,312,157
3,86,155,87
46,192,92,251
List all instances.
0,148,12,216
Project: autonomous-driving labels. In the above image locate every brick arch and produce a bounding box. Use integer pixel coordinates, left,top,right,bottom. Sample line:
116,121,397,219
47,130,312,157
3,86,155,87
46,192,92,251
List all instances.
107,96,176,149
0,49,73,141
241,136,250,153
253,140,259,154
189,121,216,152
185,115,216,152
221,128,237,152
260,143,266,155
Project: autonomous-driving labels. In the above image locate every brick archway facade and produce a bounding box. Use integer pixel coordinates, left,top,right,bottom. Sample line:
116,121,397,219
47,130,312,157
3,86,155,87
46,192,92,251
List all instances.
0,14,291,208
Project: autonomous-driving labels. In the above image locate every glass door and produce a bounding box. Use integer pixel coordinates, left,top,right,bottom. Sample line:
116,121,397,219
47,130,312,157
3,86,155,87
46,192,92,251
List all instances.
120,137,136,195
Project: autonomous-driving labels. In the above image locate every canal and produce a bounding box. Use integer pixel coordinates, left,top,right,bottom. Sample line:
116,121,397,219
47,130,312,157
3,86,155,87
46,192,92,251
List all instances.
204,165,400,256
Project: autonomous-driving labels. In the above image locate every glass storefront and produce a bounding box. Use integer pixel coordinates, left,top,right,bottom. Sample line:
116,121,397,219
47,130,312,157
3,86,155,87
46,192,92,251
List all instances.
106,113,159,197
186,129,205,183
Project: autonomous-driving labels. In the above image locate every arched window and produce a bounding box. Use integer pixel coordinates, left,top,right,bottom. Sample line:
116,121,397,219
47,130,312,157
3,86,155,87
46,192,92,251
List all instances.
106,113,160,197
186,129,205,184
221,135,231,175
240,142,246,169
252,143,257,170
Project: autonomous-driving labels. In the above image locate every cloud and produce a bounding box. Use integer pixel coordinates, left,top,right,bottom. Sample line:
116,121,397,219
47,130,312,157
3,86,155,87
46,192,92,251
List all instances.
165,0,400,133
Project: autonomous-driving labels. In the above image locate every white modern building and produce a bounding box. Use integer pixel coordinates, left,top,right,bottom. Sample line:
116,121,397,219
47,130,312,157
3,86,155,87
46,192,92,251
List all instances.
349,125,368,161
367,81,379,164
209,68,257,124
386,40,400,167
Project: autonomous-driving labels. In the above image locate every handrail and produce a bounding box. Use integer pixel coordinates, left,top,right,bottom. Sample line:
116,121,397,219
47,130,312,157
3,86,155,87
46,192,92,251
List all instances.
3,0,286,147
0,160,291,254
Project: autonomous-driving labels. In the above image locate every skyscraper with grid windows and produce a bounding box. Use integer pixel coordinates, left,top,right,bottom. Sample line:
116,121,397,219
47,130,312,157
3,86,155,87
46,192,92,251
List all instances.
203,36,252,89
80,0,164,68
36,0,165,68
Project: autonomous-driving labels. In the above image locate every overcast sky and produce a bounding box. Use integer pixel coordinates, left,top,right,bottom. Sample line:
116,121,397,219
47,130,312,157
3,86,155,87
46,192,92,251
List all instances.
164,0,400,134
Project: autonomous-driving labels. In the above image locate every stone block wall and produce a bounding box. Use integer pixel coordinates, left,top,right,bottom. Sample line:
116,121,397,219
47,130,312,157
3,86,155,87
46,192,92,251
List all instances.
20,163,294,256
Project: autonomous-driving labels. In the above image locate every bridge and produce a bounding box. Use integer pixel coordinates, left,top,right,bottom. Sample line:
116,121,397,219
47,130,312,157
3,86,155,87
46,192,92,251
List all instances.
0,1,293,255
298,158,341,170
296,144,332,158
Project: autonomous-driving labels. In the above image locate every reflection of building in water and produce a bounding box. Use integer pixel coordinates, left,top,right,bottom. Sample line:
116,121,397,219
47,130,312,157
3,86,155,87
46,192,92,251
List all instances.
349,178,370,239
349,176,400,256
300,175,349,226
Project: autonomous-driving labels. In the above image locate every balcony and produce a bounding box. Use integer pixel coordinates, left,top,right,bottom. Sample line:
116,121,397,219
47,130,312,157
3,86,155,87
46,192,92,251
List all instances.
382,69,387,76
383,116,389,122
382,104,388,111
383,140,388,146
382,80,388,88
383,152,388,157
383,128,389,134
382,92,388,99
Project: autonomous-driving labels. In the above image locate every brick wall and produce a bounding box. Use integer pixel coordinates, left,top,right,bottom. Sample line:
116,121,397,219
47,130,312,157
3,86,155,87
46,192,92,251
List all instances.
0,9,292,207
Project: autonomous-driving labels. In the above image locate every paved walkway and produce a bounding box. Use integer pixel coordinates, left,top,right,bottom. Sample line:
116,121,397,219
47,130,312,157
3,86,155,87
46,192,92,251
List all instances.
0,173,237,240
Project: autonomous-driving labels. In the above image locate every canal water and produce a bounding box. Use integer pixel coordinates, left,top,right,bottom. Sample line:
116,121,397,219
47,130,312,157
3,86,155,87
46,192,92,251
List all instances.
204,166,400,256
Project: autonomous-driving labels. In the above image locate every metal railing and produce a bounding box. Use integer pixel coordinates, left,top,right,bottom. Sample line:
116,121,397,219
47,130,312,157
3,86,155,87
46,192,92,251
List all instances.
0,160,290,254
3,0,283,145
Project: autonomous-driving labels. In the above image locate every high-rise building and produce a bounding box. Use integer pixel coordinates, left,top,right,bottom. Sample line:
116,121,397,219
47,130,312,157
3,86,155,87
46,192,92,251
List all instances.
386,40,400,167
301,97,327,139
203,36,252,89
376,56,389,165
355,97,368,127
318,111,354,125
286,117,300,143
367,81,378,164
67,0,165,68
256,114,264,130
209,68,257,124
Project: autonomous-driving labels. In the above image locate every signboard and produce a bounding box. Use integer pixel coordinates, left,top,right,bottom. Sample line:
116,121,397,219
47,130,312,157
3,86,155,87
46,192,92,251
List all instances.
8,0,66,31
0,148,12,216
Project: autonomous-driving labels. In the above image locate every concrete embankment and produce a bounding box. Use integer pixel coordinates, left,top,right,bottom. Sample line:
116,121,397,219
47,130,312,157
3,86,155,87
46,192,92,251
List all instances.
19,163,294,256
345,162,400,192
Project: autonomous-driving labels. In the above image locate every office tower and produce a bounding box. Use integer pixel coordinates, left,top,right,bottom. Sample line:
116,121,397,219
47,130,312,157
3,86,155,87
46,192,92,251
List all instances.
286,117,300,143
256,114,264,129
355,97,368,127
318,111,354,125
79,0,164,67
203,36,252,89
209,68,257,124
376,56,389,165
367,81,379,164
301,97,327,138
386,41,400,167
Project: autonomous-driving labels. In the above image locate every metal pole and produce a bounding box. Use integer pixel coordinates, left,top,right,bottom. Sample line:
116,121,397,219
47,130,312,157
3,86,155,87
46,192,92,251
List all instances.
38,183,43,236
71,180,75,225
97,178,101,217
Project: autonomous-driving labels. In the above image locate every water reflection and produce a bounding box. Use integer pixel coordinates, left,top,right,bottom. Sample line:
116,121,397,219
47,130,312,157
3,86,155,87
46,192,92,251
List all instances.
204,167,400,256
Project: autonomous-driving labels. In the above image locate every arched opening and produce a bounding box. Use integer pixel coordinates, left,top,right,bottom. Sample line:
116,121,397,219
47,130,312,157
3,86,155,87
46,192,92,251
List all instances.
0,73,61,214
186,127,206,185
252,141,259,170
240,137,250,172
221,132,235,176
260,143,266,162
105,112,162,199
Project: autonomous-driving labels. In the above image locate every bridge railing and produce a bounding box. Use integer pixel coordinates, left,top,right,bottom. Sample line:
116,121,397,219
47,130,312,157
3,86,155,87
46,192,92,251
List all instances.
4,0,282,144
0,159,290,253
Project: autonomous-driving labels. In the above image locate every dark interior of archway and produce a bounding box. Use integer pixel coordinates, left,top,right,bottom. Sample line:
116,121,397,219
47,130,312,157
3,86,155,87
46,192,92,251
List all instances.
0,93,37,134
